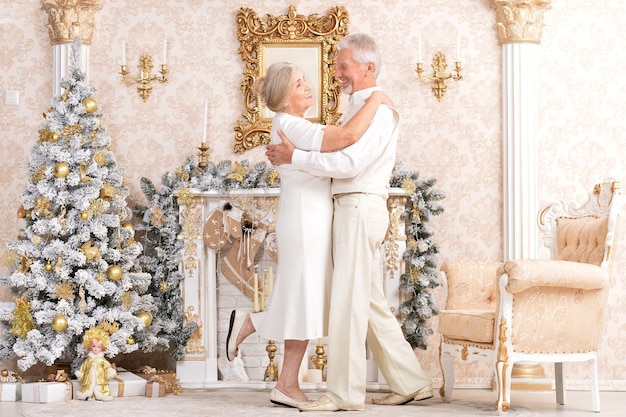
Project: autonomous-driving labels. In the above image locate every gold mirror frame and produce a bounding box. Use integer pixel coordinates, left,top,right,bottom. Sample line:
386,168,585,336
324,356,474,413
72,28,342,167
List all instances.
234,5,349,153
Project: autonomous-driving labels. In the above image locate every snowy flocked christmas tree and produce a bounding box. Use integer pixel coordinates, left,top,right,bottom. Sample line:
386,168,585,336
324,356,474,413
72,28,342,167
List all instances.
0,39,164,372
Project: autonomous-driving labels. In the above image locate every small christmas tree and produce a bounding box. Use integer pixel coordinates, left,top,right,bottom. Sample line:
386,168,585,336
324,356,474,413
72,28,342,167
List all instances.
0,39,164,371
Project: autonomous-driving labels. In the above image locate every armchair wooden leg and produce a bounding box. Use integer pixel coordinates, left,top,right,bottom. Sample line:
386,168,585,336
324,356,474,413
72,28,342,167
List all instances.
588,357,601,413
439,348,454,403
555,362,565,405
495,358,512,412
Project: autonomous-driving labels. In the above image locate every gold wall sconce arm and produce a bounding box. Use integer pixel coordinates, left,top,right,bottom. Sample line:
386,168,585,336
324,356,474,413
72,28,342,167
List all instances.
416,51,463,102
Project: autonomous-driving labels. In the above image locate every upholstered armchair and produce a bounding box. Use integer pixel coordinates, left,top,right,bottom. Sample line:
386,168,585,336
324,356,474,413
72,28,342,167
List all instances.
438,179,622,413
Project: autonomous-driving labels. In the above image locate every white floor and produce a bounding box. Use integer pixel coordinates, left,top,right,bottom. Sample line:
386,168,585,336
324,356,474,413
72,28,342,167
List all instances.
1,388,623,416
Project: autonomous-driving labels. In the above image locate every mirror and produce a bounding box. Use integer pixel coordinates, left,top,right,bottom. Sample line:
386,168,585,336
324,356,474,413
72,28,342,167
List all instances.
234,5,349,153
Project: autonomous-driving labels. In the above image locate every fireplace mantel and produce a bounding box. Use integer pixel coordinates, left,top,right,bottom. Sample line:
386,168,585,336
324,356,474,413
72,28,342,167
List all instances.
175,188,409,388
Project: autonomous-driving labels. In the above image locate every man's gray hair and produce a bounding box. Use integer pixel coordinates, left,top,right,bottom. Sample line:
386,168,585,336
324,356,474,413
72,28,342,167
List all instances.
337,33,381,78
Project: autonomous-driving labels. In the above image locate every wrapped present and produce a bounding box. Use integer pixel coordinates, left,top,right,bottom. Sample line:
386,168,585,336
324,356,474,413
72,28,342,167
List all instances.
0,382,22,402
71,367,146,398
135,366,181,394
1,369,22,401
145,379,166,398
22,381,71,403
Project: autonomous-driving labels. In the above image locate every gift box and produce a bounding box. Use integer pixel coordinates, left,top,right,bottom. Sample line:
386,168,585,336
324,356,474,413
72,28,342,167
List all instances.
71,368,146,398
145,380,166,398
21,381,70,403
135,368,180,394
0,382,22,402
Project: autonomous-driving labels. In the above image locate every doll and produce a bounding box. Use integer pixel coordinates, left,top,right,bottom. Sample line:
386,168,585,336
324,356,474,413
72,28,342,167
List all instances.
74,327,117,401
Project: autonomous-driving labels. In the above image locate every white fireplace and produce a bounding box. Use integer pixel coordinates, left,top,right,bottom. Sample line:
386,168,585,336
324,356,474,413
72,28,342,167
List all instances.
175,189,409,389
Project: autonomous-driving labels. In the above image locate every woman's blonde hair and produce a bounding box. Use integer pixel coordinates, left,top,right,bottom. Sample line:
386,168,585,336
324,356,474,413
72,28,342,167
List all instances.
255,62,295,113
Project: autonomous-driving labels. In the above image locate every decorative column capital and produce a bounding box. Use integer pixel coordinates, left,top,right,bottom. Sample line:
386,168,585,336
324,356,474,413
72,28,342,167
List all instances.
41,0,104,46
494,0,551,45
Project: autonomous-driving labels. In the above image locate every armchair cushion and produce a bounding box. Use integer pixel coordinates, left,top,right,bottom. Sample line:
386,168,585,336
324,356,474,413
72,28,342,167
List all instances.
439,309,494,344
499,259,608,295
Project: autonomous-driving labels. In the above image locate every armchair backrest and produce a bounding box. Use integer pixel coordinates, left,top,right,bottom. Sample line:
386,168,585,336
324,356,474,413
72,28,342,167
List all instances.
441,261,501,311
538,179,622,269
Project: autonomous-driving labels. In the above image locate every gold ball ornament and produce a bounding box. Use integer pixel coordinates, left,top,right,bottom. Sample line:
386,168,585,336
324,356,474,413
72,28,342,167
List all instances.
45,262,53,271
53,162,70,178
137,311,152,327
107,265,123,281
127,335,135,345
17,206,26,219
51,132,59,142
80,211,89,220
51,314,68,332
83,97,98,114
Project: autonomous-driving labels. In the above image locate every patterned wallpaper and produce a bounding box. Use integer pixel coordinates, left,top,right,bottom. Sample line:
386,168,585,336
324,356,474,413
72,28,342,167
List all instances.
0,0,624,389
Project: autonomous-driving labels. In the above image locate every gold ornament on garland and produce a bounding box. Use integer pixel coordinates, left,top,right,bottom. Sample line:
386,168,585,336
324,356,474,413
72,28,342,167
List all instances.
98,319,120,335
79,240,101,263
83,97,98,114
88,198,104,216
99,183,115,200
150,208,165,227
51,132,59,142
32,166,46,183
51,314,68,332
33,196,53,219
93,152,106,166
107,264,123,281
159,279,169,293
53,162,70,178
10,295,35,338
80,211,89,220
45,262,53,272
127,335,135,345
175,188,194,206
121,291,133,309
18,255,33,274
79,162,91,183
52,280,76,301
55,256,63,275
137,311,153,327
401,177,416,195
96,271,106,283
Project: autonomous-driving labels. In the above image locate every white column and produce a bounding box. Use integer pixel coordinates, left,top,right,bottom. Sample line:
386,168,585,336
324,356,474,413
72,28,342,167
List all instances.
53,43,90,97
502,42,538,261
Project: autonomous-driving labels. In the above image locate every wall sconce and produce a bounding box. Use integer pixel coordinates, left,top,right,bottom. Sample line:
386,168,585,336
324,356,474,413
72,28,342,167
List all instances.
415,37,463,102
120,40,168,102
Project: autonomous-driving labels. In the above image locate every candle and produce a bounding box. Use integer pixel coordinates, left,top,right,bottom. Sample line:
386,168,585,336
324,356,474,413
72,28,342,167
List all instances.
317,337,324,347
456,35,461,62
162,39,167,65
253,272,259,312
268,266,273,296
122,39,126,66
417,36,422,63
260,273,265,311
202,98,208,143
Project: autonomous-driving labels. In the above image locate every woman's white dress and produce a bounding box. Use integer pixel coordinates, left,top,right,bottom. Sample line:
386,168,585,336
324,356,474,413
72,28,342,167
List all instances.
250,112,332,341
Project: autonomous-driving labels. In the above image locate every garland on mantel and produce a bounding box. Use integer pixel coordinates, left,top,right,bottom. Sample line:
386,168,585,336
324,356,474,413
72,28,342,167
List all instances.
135,157,444,352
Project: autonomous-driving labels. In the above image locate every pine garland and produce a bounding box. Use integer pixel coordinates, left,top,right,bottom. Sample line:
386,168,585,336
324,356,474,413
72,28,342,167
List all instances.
136,158,444,351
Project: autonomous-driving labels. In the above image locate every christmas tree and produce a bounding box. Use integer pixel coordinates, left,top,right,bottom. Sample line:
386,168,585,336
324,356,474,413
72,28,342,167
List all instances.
0,39,164,371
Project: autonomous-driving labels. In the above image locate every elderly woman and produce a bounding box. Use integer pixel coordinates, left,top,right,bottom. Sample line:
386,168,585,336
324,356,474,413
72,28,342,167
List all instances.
226,62,392,408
